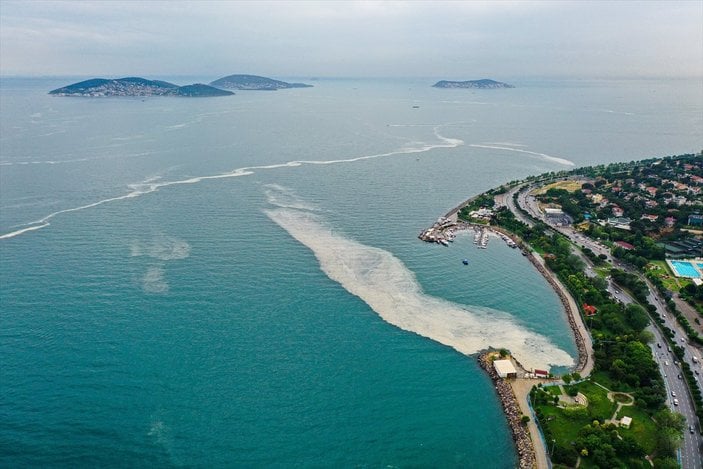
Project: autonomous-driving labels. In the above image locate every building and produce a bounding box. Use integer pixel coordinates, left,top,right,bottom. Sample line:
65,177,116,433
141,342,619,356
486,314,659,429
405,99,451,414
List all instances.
688,214,703,226
614,241,635,251
605,217,632,230
493,359,517,379
583,304,597,317
619,416,632,429
534,369,550,379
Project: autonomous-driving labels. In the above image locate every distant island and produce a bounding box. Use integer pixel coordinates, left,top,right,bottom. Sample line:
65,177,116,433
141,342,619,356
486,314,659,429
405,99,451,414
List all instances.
432,79,515,89
210,74,313,90
49,77,234,97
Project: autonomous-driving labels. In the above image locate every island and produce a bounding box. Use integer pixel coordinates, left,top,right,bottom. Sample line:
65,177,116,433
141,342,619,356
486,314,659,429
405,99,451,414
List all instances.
210,74,313,90
432,79,514,89
49,77,233,97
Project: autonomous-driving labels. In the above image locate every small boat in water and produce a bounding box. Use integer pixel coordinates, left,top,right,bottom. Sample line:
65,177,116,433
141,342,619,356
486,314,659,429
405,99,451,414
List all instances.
462,259,469,265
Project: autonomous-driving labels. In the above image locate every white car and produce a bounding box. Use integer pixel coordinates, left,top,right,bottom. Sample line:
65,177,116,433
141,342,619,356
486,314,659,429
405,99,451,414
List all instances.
673,398,679,406
671,391,676,397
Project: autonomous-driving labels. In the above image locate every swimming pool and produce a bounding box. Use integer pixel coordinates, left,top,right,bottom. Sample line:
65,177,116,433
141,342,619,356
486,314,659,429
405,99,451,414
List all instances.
668,260,702,278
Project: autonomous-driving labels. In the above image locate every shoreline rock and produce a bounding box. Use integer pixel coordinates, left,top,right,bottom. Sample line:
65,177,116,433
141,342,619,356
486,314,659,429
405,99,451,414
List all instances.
478,352,537,469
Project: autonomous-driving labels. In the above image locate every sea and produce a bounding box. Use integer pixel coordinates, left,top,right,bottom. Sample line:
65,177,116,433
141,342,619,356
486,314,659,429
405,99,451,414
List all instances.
1,76,701,467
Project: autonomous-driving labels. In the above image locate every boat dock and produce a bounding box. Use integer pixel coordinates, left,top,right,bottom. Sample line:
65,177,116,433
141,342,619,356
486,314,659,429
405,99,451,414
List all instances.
418,219,518,250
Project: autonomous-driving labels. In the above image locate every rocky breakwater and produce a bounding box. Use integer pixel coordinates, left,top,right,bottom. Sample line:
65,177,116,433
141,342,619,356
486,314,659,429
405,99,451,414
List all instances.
525,254,589,374
478,353,537,469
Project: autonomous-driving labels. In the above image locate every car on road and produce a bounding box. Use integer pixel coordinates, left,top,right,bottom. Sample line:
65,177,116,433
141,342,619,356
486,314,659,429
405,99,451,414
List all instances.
673,398,679,406
657,343,662,348
672,391,677,397
690,425,695,434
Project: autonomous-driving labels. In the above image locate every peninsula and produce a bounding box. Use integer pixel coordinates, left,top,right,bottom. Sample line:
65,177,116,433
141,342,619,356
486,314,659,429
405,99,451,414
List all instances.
49,77,233,97
210,74,313,90
432,79,514,89
420,153,703,468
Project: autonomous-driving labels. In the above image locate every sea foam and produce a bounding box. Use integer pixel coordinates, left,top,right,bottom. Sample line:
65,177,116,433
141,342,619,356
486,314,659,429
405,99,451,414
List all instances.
2,131,463,240
469,144,575,166
265,206,574,371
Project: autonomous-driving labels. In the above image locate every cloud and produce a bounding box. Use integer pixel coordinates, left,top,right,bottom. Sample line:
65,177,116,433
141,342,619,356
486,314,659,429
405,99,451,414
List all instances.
1,0,701,78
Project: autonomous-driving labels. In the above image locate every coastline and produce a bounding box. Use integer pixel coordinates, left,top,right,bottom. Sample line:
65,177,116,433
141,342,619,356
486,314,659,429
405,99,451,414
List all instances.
420,200,594,469
478,352,538,469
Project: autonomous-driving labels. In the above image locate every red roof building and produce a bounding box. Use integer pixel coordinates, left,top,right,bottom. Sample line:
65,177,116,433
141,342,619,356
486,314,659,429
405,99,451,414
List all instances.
583,303,597,316
614,241,635,251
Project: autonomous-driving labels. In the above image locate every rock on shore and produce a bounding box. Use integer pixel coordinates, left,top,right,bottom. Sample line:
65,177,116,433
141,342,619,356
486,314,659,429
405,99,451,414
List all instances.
478,353,537,469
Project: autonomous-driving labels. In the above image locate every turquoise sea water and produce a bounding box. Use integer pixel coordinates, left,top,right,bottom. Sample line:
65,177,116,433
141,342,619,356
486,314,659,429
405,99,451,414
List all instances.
1,77,701,467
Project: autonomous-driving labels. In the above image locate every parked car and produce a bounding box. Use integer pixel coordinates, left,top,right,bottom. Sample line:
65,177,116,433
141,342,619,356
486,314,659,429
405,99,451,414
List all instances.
673,398,679,406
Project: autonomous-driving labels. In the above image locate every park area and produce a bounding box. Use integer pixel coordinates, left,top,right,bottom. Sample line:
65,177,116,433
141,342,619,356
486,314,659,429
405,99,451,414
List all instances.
531,375,673,468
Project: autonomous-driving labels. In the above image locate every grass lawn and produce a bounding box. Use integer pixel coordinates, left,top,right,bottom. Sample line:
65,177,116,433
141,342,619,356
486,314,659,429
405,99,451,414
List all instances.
647,260,692,293
545,385,562,396
538,404,590,448
616,405,658,454
534,180,584,194
578,381,617,420
587,371,615,390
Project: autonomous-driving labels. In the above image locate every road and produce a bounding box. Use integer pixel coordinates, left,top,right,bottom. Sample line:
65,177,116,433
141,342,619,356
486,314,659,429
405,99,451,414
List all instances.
616,285,703,469
510,182,703,468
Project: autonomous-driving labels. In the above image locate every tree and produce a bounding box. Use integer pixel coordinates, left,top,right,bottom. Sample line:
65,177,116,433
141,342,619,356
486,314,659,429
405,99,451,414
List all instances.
625,304,649,332
521,415,530,426
562,373,572,384
639,330,655,344
499,348,509,358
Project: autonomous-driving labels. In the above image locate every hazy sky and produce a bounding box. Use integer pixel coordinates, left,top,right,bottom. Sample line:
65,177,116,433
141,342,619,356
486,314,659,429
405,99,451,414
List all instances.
1,0,702,79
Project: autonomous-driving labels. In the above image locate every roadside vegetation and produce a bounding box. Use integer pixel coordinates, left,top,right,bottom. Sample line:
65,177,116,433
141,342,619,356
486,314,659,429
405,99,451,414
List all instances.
481,154,703,466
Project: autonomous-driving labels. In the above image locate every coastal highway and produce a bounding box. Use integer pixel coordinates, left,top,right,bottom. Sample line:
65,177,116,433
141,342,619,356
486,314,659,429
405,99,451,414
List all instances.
614,283,703,469
510,182,703,467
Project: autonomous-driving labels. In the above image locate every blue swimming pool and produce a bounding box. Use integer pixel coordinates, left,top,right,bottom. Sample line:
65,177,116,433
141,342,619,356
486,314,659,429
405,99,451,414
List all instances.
670,260,701,278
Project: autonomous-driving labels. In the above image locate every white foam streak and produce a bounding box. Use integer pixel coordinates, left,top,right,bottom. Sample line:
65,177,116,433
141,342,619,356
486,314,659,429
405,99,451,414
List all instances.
2,133,462,240
469,144,575,166
0,223,50,239
265,207,574,371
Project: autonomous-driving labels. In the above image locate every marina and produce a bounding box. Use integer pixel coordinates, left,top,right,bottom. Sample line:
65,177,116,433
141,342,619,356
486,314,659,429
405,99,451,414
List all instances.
418,218,519,251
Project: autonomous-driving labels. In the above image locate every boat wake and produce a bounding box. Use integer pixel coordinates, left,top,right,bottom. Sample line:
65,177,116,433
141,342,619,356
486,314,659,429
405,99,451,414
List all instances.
1,132,463,240
469,143,575,166
264,205,574,371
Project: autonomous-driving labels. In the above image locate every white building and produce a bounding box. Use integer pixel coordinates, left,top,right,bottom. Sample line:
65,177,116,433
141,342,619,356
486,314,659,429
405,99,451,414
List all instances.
493,359,517,379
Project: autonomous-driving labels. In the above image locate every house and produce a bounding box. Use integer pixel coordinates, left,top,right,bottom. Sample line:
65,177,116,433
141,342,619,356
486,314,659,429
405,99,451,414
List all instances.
664,216,676,228
645,187,658,197
534,369,550,379
641,214,659,223
614,241,635,251
583,304,597,316
611,206,624,217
